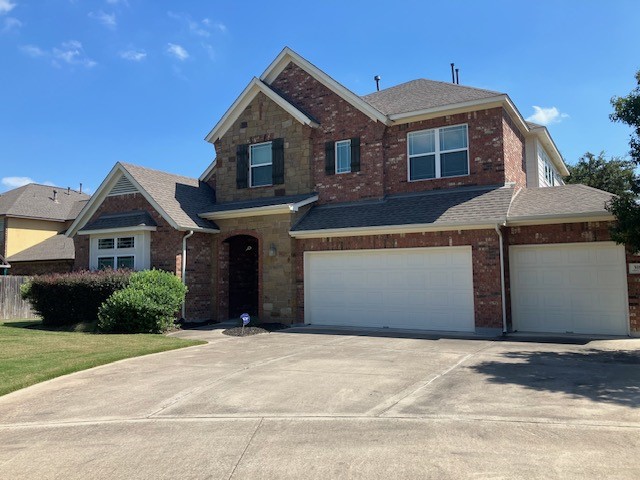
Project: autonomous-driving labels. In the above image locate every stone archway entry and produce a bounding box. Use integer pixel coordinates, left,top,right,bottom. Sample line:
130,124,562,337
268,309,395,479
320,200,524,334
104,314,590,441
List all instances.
226,235,259,318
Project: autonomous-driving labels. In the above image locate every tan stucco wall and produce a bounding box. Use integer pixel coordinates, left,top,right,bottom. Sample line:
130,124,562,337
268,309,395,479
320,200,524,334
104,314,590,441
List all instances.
5,217,64,257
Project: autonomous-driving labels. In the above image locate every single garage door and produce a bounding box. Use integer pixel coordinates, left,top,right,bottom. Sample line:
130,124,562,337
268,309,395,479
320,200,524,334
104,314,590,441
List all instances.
510,242,629,335
304,246,474,331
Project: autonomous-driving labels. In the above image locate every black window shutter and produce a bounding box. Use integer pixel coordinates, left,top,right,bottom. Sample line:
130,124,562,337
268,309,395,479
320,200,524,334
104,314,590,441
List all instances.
272,138,285,185
325,141,335,175
236,144,248,189
350,137,361,172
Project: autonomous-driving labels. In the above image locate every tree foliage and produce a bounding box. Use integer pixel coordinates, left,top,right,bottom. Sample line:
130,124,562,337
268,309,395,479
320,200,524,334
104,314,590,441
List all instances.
565,151,637,196
608,69,640,251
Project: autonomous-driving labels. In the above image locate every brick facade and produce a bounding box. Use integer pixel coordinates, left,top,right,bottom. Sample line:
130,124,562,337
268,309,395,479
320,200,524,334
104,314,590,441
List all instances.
296,229,504,329
73,193,215,321
8,259,74,276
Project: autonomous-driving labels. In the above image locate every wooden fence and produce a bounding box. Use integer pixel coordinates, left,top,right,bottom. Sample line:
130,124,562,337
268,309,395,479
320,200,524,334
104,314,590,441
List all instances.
0,276,39,320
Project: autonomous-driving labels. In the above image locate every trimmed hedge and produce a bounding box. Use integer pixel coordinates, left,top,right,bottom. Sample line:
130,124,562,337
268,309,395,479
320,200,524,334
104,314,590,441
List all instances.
21,270,132,326
98,269,187,334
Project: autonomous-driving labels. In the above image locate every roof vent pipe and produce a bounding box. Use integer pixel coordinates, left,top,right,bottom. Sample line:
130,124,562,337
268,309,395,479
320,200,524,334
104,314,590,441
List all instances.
455,68,459,85
52,190,58,202
79,183,83,194
374,75,381,92
450,63,455,83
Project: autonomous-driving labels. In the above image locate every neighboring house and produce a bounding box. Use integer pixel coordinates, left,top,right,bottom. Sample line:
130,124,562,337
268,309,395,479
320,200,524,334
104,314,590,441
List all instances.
68,47,639,336
0,184,89,275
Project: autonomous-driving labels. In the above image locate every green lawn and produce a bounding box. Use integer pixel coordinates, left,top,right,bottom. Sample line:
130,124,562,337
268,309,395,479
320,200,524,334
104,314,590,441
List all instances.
0,320,205,397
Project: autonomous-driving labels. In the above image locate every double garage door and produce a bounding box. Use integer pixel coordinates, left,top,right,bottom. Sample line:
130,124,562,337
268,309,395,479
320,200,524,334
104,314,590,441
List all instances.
304,247,475,332
304,242,629,335
510,243,629,335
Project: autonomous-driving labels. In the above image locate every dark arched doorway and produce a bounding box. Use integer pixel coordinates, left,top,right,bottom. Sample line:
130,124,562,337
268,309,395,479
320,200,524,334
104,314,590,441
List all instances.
225,235,259,318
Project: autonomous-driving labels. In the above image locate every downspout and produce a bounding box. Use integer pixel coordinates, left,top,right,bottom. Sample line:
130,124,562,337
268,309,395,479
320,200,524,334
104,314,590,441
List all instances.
495,223,508,335
181,230,194,320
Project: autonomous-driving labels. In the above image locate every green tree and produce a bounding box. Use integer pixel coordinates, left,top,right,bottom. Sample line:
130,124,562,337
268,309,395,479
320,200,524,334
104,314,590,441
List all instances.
565,151,637,196
607,70,640,251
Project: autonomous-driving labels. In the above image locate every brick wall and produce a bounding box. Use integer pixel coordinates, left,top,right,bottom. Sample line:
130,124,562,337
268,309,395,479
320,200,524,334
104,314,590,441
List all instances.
212,91,314,202
295,229,504,329
271,63,387,204
507,222,639,334
384,108,508,196
8,259,74,276
72,193,215,321
502,110,527,188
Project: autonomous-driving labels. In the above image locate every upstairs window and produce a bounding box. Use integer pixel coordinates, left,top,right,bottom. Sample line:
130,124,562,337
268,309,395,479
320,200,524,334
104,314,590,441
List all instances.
94,235,138,270
324,137,361,175
335,140,352,174
539,145,557,186
408,124,469,181
236,139,284,189
250,142,273,187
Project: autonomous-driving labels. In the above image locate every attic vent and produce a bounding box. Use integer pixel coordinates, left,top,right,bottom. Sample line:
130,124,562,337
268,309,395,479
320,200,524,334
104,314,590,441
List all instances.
108,175,138,196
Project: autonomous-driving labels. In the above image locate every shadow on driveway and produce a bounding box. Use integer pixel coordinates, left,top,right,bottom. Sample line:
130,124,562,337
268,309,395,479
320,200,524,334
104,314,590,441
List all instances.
471,349,640,408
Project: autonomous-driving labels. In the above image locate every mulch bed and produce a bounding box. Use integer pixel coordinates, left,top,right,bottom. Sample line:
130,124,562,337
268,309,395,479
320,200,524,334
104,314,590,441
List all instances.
222,323,289,337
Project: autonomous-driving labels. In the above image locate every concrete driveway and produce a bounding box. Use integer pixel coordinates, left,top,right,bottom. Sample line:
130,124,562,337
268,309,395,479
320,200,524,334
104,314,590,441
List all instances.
0,326,639,479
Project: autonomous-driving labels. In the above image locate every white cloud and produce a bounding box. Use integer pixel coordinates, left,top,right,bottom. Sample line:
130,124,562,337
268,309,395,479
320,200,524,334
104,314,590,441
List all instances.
20,44,45,57
526,106,569,126
2,16,21,32
168,12,226,37
119,49,146,61
212,21,227,33
167,43,189,61
0,0,16,15
1,176,55,189
52,40,97,68
88,10,116,29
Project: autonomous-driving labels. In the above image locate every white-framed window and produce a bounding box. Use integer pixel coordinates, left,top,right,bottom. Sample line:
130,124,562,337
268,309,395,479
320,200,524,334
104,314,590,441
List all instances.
408,124,469,181
538,145,557,186
335,139,351,174
250,142,272,187
90,232,150,271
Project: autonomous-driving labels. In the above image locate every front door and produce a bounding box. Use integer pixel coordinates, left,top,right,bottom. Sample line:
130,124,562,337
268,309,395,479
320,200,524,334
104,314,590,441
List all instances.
227,235,259,318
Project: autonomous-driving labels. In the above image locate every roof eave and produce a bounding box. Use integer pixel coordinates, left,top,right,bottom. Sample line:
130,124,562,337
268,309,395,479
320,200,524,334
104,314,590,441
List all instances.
289,221,504,239
388,95,508,123
506,212,613,226
200,195,318,220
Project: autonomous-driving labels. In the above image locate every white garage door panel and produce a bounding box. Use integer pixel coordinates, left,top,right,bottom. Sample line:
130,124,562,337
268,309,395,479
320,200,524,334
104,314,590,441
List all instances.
305,247,474,332
510,243,628,335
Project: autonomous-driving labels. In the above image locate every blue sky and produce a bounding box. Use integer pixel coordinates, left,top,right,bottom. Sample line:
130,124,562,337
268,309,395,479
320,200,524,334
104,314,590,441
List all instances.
1,0,638,193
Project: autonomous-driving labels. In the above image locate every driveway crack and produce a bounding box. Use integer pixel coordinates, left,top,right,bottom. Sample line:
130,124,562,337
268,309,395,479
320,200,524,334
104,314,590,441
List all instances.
228,417,263,480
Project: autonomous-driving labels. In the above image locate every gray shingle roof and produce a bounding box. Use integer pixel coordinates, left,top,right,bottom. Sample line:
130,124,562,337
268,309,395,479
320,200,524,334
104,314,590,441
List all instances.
508,184,614,219
292,185,514,232
120,163,219,231
81,210,157,231
7,234,75,262
0,184,90,221
362,79,503,116
202,193,317,213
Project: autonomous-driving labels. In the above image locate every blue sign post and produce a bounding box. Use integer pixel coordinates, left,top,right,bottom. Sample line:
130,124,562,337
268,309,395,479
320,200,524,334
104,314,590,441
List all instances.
240,313,250,335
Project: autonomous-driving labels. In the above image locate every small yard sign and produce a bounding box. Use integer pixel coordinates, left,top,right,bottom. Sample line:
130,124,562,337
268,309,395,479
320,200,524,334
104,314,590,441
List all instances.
629,264,640,274
241,313,250,326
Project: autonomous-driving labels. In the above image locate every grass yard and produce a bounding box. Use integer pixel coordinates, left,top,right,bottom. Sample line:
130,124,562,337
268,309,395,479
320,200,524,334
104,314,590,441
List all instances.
0,320,205,397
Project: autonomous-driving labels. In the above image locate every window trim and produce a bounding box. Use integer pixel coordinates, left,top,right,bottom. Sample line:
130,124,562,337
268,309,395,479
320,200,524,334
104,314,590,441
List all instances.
249,141,273,188
335,139,352,174
89,230,150,271
407,123,469,182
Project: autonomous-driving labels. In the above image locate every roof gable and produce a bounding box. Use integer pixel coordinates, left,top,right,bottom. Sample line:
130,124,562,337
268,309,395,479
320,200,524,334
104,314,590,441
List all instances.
67,162,219,236
260,47,389,126
203,77,319,146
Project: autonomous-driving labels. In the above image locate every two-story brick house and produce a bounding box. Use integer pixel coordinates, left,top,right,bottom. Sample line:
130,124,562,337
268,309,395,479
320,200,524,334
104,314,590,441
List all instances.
68,48,639,336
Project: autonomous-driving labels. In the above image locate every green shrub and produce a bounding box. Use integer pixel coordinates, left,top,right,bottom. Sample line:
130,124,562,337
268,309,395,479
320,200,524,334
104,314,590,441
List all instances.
98,269,187,334
21,270,132,326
